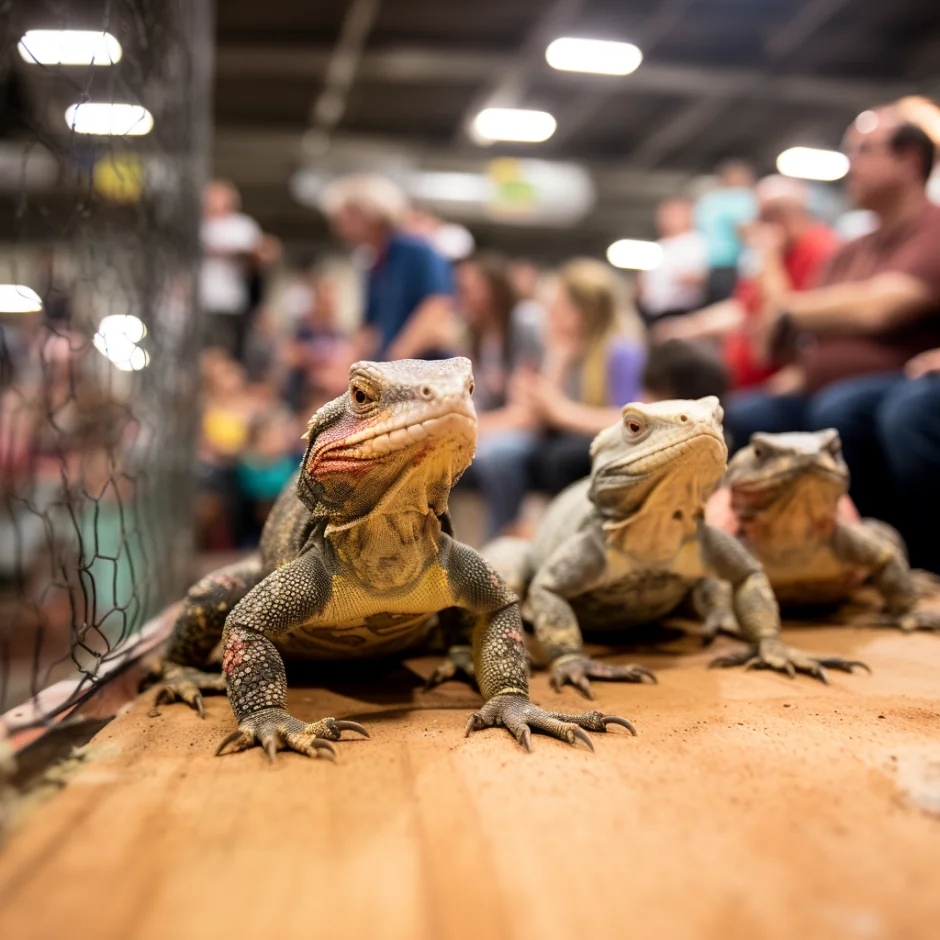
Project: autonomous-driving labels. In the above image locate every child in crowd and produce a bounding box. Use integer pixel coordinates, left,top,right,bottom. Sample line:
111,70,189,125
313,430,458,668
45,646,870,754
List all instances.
641,339,729,403
196,351,258,549
453,252,543,538
283,272,348,411
236,409,303,544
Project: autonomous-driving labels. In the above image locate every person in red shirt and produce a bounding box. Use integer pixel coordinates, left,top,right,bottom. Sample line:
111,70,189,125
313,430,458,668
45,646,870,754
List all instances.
653,175,838,390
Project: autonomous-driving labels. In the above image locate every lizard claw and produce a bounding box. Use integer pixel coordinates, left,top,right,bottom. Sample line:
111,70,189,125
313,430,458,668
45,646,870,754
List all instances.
710,638,869,683
549,655,657,700
464,693,637,751
149,664,227,718
307,717,371,740
423,645,476,691
700,613,741,647
215,708,367,761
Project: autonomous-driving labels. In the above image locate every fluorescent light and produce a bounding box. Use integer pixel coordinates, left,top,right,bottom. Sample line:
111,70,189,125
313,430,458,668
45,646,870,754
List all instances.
0,285,42,314
546,38,642,76
94,315,149,371
409,171,489,203
607,239,663,271
65,103,153,136
98,314,147,343
432,223,475,260
776,147,849,182
473,108,556,143
18,30,122,66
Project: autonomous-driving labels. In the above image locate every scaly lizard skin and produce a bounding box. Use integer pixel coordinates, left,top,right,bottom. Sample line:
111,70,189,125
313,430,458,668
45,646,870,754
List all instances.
722,429,940,631
483,398,866,699
153,358,632,759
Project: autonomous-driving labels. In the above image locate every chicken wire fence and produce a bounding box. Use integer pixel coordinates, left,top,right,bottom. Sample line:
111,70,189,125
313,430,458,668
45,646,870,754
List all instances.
0,0,212,727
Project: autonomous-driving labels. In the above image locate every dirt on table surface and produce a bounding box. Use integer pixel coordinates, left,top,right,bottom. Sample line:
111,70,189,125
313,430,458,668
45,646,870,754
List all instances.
0,624,939,940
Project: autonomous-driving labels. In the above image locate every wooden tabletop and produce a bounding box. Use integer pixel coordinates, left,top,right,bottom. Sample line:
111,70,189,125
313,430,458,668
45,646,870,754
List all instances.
1,624,939,940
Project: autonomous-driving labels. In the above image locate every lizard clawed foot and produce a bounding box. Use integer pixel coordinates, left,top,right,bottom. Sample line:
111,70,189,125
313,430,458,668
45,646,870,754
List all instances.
890,608,940,632
150,664,227,718
215,707,370,762
424,644,476,691
549,655,656,700
700,612,741,647
464,693,636,751
709,637,869,683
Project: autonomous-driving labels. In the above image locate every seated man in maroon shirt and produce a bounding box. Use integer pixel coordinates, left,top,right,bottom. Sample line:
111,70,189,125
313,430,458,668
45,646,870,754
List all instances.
724,105,940,571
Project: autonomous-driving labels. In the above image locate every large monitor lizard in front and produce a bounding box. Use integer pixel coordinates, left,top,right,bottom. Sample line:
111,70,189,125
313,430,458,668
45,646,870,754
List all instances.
719,428,939,630
482,397,866,699
151,358,632,759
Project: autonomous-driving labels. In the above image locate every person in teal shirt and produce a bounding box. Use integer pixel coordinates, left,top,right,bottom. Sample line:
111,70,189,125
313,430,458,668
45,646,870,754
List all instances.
694,160,757,303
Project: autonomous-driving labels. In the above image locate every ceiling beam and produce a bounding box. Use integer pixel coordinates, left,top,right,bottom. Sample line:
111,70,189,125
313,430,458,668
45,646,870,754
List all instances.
625,0,867,169
214,45,918,109
306,0,381,152
212,128,693,200
627,98,729,169
764,0,854,60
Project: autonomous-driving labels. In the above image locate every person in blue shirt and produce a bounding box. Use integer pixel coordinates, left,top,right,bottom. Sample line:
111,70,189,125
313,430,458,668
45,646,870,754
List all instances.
321,174,457,361
694,160,757,304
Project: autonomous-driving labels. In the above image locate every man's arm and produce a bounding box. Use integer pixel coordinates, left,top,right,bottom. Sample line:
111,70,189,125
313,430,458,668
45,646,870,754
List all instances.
783,271,936,334
385,294,457,360
652,299,745,343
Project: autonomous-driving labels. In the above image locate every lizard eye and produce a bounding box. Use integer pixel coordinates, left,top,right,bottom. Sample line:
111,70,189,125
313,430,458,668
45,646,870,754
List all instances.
624,415,645,437
351,384,374,406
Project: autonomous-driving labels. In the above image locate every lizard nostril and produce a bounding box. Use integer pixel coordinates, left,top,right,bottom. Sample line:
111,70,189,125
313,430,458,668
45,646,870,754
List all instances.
680,414,689,423
420,386,433,400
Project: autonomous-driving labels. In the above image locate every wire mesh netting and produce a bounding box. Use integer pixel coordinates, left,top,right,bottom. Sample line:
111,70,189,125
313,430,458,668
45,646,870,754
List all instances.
0,0,212,727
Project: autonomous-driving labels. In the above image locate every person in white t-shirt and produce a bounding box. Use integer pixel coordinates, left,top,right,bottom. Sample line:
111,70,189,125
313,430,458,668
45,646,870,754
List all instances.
638,197,709,324
199,180,265,360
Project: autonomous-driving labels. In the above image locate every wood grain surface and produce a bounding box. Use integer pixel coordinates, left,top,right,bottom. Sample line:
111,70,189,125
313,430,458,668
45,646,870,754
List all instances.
1,624,939,940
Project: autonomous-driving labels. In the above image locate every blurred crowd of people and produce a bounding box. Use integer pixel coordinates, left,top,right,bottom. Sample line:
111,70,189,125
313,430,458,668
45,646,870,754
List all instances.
196,99,940,573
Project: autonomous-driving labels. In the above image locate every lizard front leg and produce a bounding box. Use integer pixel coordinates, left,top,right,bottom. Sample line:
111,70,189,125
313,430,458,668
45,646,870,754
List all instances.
150,555,264,716
691,577,740,645
832,521,940,631
525,532,656,699
699,522,868,681
215,552,368,762
440,537,635,750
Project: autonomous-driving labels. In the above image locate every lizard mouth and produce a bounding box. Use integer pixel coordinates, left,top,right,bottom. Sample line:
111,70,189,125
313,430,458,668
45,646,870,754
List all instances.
623,428,727,475
733,462,848,494
314,400,477,468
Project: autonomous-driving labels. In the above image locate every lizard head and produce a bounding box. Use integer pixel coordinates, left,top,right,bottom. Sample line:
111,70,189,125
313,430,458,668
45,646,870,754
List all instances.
726,429,848,521
588,396,728,519
297,357,477,523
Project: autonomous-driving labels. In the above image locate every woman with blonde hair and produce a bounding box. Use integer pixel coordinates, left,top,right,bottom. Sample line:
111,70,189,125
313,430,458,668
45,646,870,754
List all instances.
520,257,647,493
468,257,646,537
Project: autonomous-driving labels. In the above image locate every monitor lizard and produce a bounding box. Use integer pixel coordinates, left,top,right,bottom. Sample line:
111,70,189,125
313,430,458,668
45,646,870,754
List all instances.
480,397,866,699
150,358,632,759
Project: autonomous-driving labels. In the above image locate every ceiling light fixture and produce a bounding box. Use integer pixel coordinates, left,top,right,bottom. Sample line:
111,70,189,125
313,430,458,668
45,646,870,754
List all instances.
18,30,122,66
93,315,150,371
0,285,43,314
472,108,557,144
607,239,663,271
776,147,849,182
65,103,153,136
546,37,643,76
